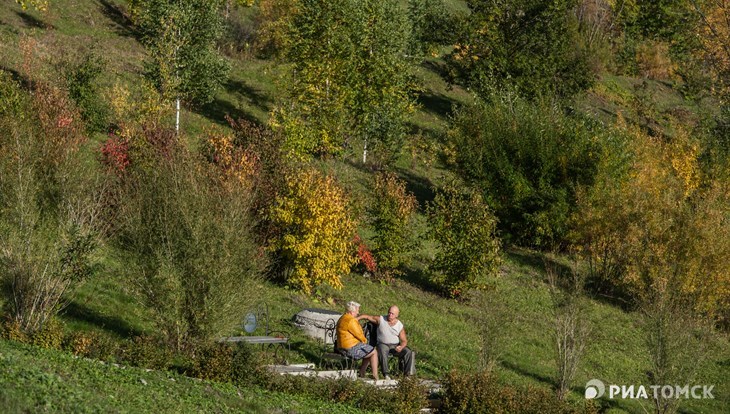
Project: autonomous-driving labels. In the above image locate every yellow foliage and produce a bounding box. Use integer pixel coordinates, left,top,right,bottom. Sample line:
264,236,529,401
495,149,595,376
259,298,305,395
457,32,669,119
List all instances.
270,168,357,294
573,123,730,319
204,128,257,190
696,0,730,99
108,81,171,137
15,0,48,12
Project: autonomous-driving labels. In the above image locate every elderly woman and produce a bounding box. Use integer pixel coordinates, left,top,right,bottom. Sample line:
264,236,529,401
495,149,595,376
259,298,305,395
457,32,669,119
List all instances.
336,301,379,380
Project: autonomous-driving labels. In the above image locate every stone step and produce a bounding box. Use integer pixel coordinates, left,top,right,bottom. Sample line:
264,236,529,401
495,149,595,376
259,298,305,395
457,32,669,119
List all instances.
265,364,442,393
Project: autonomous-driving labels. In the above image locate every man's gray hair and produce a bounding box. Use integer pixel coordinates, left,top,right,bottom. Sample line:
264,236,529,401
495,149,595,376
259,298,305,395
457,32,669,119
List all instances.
346,301,361,312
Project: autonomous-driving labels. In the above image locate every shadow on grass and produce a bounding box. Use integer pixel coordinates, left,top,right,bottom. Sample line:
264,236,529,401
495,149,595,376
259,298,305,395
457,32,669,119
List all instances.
501,360,555,388
197,79,272,126
62,301,142,339
16,11,53,29
506,247,635,311
421,59,450,80
400,266,443,298
0,66,35,92
417,91,459,120
98,0,137,38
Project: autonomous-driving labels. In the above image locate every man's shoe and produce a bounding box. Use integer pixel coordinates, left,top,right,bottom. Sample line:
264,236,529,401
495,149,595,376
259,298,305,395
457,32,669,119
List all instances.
384,375,391,380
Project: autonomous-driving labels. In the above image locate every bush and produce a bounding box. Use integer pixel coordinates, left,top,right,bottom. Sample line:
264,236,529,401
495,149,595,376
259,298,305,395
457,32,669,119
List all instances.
0,79,100,336
369,172,418,277
231,342,271,387
64,52,110,133
110,126,265,349
392,374,428,414
0,319,29,343
446,0,594,99
30,318,65,350
408,0,462,58
189,341,234,382
353,235,377,275
269,168,357,294
123,334,173,370
448,97,602,249
441,370,596,414
64,330,96,357
427,185,501,297
571,122,730,321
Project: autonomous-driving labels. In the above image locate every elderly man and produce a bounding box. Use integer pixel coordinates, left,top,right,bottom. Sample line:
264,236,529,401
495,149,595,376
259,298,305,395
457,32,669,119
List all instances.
361,305,415,379
336,301,379,380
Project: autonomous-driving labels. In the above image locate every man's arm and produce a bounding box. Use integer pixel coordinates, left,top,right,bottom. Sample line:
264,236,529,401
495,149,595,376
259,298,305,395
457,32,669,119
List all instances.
396,327,408,352
357,314,379,324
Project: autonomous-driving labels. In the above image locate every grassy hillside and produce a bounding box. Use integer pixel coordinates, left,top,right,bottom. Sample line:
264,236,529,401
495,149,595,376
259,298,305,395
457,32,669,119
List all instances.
0,338,377,413
0,1,728,414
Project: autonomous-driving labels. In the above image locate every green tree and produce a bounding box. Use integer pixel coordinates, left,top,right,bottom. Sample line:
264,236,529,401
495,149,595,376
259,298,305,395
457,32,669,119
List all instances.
447,0,594,99
448,97,601,249
369,172,418,277
427,184,502,297
133,0,229,133
408,0,462,58
272,0,416,164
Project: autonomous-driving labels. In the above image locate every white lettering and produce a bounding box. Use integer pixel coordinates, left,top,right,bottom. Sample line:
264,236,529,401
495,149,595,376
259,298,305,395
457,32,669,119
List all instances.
622,385,634,399
609,385,621,398
650,385,661,399
691,386,703,399
675,385,689,398
703,385,714,399
661,385,674,399
635,386,648,399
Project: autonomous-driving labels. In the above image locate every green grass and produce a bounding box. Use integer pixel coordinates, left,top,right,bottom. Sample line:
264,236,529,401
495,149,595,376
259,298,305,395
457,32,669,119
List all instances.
0,339,378,414
2,1,729,413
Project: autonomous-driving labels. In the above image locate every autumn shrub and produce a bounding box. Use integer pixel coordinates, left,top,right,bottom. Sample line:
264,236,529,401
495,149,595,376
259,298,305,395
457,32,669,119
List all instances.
111,131,265,349
427,185,501,297
448,97,602,249
189,341,234,382
269,168,357,294
123,334,173,370
63,330,96,357
441,370,596,414
63,330,118,361
30,318,65,350
0,319,29,343
202,125,258,191
369,172,418,277
392,374,429,414
0,77,100,336
223,116,290,235
636,40,676,80
571,122,730,321
100,133,131,176
353,235,377,275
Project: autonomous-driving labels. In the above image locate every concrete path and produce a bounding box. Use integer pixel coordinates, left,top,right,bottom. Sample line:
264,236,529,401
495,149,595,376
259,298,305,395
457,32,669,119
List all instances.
266,364,440,392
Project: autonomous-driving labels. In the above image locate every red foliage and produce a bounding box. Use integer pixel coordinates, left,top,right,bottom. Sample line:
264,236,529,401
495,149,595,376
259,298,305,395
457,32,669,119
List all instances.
100,134,130,175
353,235,377,274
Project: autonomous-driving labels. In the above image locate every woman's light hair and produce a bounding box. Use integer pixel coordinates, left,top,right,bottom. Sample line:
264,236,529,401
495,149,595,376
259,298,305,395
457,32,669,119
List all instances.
346,301,361,312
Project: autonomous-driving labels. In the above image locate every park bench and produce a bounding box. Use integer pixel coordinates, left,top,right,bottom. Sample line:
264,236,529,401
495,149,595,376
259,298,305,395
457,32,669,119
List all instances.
220,303,290,364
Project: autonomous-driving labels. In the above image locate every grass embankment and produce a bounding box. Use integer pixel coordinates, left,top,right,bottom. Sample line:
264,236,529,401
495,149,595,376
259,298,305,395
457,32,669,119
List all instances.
0,338,378,414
